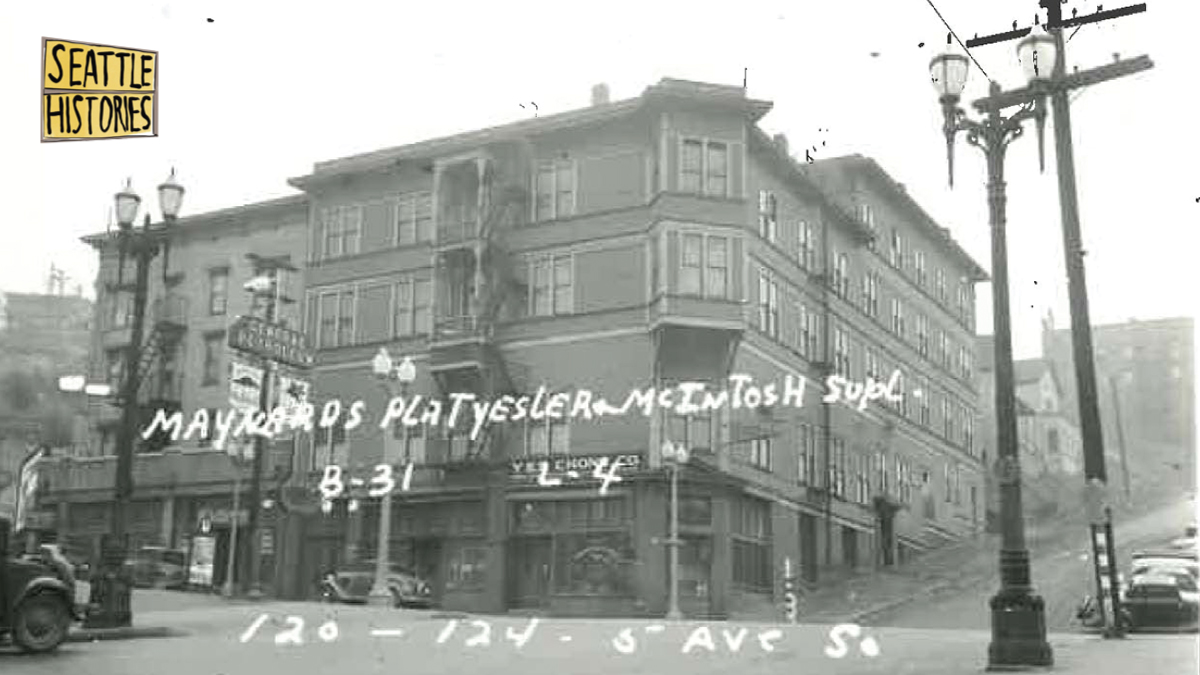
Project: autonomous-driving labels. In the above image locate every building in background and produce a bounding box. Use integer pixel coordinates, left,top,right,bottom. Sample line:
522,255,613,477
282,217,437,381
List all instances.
1040,313,1195,497
287,78,987,618
976,336,1084,529
0,287,92,520
33,196,308,591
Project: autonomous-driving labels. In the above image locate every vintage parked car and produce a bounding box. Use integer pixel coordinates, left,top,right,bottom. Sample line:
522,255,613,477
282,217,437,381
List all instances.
0,518,83,653
1122,572,1200,631
125,546,187,589
319,561,434,608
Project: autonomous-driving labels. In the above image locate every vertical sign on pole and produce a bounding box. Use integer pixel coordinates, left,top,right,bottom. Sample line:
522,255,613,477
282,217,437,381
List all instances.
783,557,799,624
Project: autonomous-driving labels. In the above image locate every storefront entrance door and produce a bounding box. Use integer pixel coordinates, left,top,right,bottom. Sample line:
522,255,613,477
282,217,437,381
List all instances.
508,536,552,609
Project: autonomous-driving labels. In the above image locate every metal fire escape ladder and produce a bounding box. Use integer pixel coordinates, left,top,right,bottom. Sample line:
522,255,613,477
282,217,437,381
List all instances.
463,163,525,463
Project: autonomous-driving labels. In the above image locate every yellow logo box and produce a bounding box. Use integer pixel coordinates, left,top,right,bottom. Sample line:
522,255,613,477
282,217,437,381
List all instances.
41,38,158,142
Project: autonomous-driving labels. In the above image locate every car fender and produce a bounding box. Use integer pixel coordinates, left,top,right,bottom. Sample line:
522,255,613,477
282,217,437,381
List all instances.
16,577,78,617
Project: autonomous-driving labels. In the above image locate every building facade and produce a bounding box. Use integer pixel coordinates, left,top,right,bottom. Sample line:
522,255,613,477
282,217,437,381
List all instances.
286,78,987,619
1040,313,1195,495
976,340,1084,527
32,196,308,591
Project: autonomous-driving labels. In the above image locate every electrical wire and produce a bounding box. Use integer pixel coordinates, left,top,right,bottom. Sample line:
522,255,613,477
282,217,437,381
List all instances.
924,0,990,81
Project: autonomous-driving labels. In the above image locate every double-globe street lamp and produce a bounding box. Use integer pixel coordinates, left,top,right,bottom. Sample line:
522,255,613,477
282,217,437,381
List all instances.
368,348,417,605
86,171,185,630
660,439,690,621
929,30,1056,670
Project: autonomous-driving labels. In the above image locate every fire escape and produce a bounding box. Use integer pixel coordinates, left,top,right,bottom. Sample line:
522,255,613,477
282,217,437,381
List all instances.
104,283,187,452
427,144,528,466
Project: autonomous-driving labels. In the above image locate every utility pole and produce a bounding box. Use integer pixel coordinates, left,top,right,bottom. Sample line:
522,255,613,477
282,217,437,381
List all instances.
240,254,296,598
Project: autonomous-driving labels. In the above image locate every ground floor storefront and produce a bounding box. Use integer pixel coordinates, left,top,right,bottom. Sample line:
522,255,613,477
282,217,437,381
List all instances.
266,461,907,619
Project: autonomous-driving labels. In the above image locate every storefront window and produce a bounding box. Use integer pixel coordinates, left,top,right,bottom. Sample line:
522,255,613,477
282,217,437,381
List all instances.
731,495,772,592
447,546,487,590
554,532,634,596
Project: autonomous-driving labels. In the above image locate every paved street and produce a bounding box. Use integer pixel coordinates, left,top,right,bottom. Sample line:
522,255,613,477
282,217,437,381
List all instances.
868,498,1197,631
2,604,1196,674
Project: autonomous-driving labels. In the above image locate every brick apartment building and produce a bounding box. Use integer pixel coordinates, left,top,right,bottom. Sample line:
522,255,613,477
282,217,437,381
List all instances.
33,196,308,590
286,78,988,618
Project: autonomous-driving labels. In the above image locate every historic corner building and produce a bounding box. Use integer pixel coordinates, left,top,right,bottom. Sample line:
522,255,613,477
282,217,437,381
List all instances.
30,196,310,593
289,78,988,619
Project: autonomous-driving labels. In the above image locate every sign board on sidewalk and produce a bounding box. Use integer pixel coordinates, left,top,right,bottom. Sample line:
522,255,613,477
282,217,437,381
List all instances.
228,315,314,370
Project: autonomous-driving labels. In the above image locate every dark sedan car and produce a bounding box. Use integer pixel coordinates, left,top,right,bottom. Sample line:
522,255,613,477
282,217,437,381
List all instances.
319,562,434,608
1123,572,1199,632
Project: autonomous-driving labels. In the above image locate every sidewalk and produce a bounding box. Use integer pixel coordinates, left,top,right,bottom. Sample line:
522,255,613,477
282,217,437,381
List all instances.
796,497,1175,625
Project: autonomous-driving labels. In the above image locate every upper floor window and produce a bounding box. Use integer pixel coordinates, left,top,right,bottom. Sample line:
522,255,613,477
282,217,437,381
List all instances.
208,267,229,316
395,192,434,245
862,272,880,318
833,325,851,376
797,303,818,359
748,436,772,471
918,376,931,425
864,347,881,381
942,397,954,439
757,190,778,243
964,405,975,452
679,233,729,299
916,314,930,357
668,412,718,456
535,160,576,222
889,229,903,268
320,205,363,260
797,423,818,486
935,269,947,304
530,254,574,316
914,249,927,287
317,288,356,349
830,437,847,499
896,370,908,417
797,220,816,270
858,204,877,250
202,331,224,386
757,270,779,339
832,252,851,299
526,416,570,456
108,292,133,328
680,139,729,198
890,297,906,337
395,278,433,336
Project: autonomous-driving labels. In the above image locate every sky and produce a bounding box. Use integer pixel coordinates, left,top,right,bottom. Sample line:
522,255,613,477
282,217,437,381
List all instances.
0,0,1196,360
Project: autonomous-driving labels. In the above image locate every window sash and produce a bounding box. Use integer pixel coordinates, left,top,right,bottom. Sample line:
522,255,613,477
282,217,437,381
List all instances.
208,270,228,315
705,143,728,198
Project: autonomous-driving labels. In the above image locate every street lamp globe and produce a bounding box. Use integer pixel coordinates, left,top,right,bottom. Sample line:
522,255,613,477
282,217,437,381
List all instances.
395,356,416,384
1017,26,1058,83
929,52,970,100
371,347,394,378
114,178,141,227
157,168,186,220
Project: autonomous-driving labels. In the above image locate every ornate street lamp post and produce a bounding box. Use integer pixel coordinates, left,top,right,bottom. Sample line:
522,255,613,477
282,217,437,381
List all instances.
368,348,416,605
86,170,184,630
929,38,1054,669
660,439,689,621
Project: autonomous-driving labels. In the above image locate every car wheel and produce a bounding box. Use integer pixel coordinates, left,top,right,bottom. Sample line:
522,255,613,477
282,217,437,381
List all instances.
12,593,71,653
390,588,404,608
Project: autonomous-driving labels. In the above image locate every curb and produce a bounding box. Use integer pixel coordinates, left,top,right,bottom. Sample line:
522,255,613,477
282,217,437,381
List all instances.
67,626,187,643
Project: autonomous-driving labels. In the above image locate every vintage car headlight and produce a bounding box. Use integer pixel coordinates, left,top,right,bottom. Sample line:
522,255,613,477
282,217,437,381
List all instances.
1179,590,1200,604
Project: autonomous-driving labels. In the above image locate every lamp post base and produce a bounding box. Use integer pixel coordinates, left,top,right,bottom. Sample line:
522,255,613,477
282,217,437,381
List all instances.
986,590,1054,670
82,536,133,630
